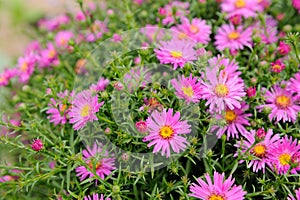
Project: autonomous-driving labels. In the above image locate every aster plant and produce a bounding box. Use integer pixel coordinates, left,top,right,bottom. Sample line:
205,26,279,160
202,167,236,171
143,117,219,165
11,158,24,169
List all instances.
0,0,300,199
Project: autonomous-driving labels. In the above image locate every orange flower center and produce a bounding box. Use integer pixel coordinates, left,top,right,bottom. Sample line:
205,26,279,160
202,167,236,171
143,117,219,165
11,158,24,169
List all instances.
88,160,102,170
81,105,90,117
21,62,28,72
225,110,236,123
91,23,99,32
228,31,240,40
60,38,67,46
214,84,229,97
235,0,246,8
160,125,174,139
279,153,291,166
170,51,183,59
60,104,67,113
253,144,266,158
48,49,56,59
178,32,188,40
275,95,290,109
148,98,160,106
272,64,282,71
209,194,225,200
189,25,199,34
181,86,194,97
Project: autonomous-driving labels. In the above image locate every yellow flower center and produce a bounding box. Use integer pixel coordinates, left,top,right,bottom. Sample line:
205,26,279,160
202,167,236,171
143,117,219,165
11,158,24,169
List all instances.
189,25,199,34
209,194,224,200
0,76,4,82
88,160,102,170
214,84,229,97
235,0,246,8
60,104,67,113
279,153,291,166
228,31,240,40
170,51,183,59
225,110,236,123
275,95,290,109
80,105,90,117
48,49,56,59
272,64,282,71
253,144,266,158
178,32,188,40
21,62,28,72
181,86,194,97
160,125,174,139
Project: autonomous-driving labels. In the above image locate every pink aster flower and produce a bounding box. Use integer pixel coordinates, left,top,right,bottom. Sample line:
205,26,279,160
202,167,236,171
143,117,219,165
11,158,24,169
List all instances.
55,31,74,48
189,171,247,200
221,0,262,19
170,74,202,103
267,136,300,175
288,72,300,98
235,129,280,172
257,85,300,123
86,20,108,42
46,90,74,125
277,41,291,55
154,39,197,70
140,25,164,42
38,14,70,31
69,90,104,130
288,188,300,200
201,63,246,114
75,11,86,21
113,82,124,91
75,142,115,181
135,120,147,133
159,1,189,25
17,53,36,83
123,67,151,92
25,40,41,55
271,60,285,73
215,24,252,52
246,86,256,97
207,55,242,81
31,139,43,151
0,68,18,86
143,108,191,158
172,17,211,44
89,77,110,93
38,43,60,68
112,33,122,42
0,175,14,183
211,102,251,140
252,16,278,44
84,194,111,200
229,15,242,25
292,0,300,13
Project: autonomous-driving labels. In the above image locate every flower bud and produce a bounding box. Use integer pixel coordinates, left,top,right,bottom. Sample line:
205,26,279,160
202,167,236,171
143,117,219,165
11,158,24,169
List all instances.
31,139,43,151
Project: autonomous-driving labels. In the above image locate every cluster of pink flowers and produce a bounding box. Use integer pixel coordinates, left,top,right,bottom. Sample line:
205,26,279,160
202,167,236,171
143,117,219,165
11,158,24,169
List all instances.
158,1,189,25
236,129,300,175
2,0,300,198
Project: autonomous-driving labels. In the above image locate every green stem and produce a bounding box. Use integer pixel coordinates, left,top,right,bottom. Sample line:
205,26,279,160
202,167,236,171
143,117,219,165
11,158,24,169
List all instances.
291,42,300,64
